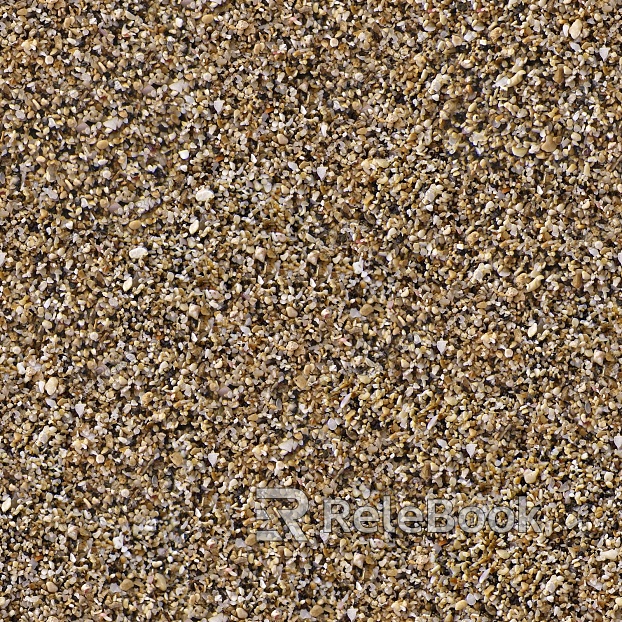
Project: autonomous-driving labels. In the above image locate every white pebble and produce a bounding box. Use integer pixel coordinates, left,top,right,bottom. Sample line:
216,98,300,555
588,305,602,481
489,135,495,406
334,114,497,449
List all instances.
339,392,352,410
103,117,123,130
279,438,297,453
189,220,200,234
601,549,619,561
427,415,439,430
196,188,214,202
129,246,148,260
214,100,224,113
1,498,11,512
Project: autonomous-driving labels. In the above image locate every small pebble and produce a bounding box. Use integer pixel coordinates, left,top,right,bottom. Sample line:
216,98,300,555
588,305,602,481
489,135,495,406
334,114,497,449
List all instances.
310,605,324,617
196,188,214,202
120,579,134,591
294,374,309,390
129,246,148,260
601,549,619,561
45,377,59,396
360,304,374,317
171,452,184,467
540,135,558,153
569,19,582,39
523,469,538,484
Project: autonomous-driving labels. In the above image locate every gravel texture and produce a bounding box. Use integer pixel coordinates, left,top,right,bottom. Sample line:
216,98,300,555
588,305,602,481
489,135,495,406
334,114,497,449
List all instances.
2,0,622,620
